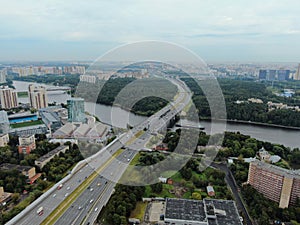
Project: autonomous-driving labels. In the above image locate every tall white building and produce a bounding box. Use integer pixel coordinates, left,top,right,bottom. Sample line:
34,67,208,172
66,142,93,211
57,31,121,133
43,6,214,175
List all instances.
0,87,18,109
28,84,48,109
0,69,7,84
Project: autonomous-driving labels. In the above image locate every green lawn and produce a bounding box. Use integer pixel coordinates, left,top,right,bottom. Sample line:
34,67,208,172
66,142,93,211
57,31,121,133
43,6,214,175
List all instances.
17,91,28,97
10,120,43,128
130,201,147,221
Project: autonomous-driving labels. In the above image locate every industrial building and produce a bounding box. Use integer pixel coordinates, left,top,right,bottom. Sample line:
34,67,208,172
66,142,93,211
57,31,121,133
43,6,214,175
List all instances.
163,198,243,225
52,121,108,142
39,107,62,132
247,160,300,208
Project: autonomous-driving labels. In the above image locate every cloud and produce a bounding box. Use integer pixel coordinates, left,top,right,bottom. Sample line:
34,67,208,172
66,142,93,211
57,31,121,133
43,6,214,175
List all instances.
0,0,300,61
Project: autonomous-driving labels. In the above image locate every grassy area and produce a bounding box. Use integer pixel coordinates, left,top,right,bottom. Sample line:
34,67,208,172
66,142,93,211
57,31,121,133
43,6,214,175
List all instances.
10,120,43,128
41,149,123,225
145,134,164,149
17,91,28,97
160,170,178,178
129,152,142,166
130,201,147,221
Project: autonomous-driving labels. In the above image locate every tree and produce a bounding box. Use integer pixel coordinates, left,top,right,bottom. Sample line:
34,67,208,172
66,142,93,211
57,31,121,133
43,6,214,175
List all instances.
192,192,202,200
150,182,163,193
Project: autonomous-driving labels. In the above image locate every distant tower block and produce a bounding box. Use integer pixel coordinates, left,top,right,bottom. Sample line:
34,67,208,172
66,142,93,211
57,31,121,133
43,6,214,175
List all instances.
295,63,300,80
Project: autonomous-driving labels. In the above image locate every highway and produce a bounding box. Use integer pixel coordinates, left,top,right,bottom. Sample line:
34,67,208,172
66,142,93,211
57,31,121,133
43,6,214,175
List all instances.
6,77,192,225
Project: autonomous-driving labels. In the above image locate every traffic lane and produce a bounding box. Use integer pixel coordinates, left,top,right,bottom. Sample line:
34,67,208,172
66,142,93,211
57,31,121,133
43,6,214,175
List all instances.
55,150,134,225
17,164,95,225
55,176,109,225
82,153,138,225
83,182,116,225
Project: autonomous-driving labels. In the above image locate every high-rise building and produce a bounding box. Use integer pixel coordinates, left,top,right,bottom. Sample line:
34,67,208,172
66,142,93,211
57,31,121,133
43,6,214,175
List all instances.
67,98,85,123
247,160,300,208
267,70,277,81
258,70,267,80
0,87,18,109
28,84,48,109
295,63,300,80
0,69,7,84
277,70,290,81
0,111,10,134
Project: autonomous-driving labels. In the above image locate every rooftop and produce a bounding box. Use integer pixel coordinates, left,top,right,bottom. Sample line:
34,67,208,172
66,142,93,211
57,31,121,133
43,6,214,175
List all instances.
41,111,60,122
0,163,33,172
165,198,242,225
204,199,243,225
0,111,9,123
36,145,69,162
165,198,206,222
251,159,300,179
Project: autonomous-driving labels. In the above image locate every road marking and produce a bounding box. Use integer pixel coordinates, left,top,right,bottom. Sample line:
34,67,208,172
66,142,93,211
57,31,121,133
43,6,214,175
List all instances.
40,150,123,225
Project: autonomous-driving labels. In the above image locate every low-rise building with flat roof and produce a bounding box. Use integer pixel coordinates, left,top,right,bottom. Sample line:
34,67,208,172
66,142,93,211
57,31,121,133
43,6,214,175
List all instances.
0,163,41,184
164,198,242,225
39,107,62,132
35,145,69,169
0,133,9,147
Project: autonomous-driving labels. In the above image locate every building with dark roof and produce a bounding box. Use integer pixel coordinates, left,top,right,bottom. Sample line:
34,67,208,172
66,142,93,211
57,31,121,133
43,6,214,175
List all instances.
164,198,242,225
39,107,62,132
35,145,69,169
0,163,41,184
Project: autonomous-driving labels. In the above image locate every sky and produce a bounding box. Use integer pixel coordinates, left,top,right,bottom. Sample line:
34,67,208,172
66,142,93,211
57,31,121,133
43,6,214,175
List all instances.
1,0,300,62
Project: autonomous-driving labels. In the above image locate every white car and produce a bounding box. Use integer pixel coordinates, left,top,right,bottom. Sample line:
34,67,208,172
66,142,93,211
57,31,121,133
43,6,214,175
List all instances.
52,194,56,198
90,199,94,204
64,193,69,197
95,207,98,211
67,186,70,190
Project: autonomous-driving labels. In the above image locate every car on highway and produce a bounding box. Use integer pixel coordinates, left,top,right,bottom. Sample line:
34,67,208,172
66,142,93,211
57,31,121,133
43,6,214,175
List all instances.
90,188,94,192
78,206,82,210
64,193,69,197
67,186,70,190
57,184,63,190
52,194,56,198
89,199,94,204
95,207,98,211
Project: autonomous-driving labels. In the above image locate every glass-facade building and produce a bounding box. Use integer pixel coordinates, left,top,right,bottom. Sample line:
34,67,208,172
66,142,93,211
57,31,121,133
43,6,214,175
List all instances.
67,98,85,123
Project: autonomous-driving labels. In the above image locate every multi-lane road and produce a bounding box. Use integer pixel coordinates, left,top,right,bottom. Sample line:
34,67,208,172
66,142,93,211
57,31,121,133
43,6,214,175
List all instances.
6,77,192,225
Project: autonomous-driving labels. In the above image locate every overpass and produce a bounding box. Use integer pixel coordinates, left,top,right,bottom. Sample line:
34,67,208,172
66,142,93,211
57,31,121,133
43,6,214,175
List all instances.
6,78,192,225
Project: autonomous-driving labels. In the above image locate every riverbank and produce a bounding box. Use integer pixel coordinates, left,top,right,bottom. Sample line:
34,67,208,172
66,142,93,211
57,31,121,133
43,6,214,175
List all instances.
201,118,300,131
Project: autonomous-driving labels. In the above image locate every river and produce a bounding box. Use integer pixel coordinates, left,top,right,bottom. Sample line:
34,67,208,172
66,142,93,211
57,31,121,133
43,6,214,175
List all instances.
12,80,300,148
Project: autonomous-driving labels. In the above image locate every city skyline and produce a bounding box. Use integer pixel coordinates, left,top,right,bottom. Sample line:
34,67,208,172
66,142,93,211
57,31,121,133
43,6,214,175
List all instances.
0,0,300,62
